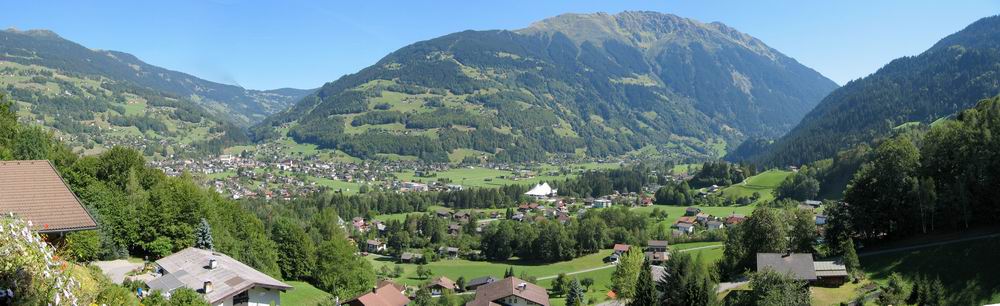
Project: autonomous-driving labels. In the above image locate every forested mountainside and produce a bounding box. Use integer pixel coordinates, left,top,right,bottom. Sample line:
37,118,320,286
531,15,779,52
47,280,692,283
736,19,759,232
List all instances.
255,11,837,162
735,15,1000,166
0,28,312,124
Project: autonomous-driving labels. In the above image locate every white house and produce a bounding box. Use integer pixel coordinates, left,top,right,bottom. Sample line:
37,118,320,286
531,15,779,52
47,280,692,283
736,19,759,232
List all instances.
592,199,612,208
525,183,557,200
146,248,292,306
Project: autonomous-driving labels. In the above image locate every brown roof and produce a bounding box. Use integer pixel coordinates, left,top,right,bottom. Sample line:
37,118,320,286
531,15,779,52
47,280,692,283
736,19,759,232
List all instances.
0,160,97,233
612,244,631,252
345,281,410,306
466,277,549,306
428,276,457,290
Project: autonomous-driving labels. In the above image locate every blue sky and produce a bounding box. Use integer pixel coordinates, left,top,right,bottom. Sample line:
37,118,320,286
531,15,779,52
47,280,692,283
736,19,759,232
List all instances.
2,0,997,90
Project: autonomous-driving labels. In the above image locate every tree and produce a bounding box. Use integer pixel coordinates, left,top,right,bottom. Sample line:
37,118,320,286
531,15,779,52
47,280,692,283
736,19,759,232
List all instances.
841,236,861,279
0,96,18,159
195,218,214,250
659,252,717,306
749,268,810,306
166,287,209,306
413,287,433,306
788,209,816,253
504,266,515,278
629,259,656,306
456,276,466,292
566,278,586,306
844,137,921,240
877,273,907,306
580,278,594,291
773,172,820,201
13,125,51,160
612,248,643,299
313,233,375,300
551,273,568,297
65,230,102,262
271,217,317,280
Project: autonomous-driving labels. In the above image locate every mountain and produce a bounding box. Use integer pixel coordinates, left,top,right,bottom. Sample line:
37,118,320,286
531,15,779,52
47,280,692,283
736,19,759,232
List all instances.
736,15,1000,166
0,28,312,124
0,29,310,157
256,11,837,162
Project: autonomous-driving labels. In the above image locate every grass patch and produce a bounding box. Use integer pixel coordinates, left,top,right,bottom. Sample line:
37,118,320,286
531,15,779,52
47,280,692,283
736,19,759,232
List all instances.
718,170,792,203
282,281,331,306
810,281,864,306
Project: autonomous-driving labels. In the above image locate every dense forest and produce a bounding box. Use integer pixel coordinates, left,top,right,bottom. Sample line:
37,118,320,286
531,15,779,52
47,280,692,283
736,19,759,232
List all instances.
256,11,836,162
736,15,1000,167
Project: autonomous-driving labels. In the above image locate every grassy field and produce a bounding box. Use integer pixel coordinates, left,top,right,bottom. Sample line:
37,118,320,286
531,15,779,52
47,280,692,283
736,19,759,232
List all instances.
718,169,792,203
310,177,363,195
810,281,865,306
394,163,619,188
861,236,1000,303
282,281,332,306
631,205,757,230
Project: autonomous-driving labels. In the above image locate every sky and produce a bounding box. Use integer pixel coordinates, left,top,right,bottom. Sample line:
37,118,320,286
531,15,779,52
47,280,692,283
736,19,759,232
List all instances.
2,1,998,90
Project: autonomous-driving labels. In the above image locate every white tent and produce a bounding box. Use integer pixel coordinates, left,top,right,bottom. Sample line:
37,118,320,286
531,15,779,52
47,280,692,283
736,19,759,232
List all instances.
525,182,555,197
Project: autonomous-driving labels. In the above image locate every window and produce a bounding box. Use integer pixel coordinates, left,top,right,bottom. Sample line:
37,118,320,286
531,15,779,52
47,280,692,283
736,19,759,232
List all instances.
233,290,249,304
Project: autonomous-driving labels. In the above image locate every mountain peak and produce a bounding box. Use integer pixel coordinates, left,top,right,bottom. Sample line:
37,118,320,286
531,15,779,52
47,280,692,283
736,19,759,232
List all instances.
4,28,61,39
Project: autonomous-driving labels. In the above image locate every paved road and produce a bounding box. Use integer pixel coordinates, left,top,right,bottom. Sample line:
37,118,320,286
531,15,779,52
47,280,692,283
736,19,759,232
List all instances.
536,244,723,281
93,260,144,284
858,231,1000,257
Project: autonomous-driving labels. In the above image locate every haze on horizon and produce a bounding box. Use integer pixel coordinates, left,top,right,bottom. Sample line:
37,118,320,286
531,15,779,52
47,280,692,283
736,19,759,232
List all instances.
3,0,997,90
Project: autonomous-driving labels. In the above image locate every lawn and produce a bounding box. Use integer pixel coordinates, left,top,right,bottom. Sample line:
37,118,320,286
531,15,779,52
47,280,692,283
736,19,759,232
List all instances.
309,177,362,195
366,250,615,287
861,236,1000,303
810,281,865,306
631,205,757,230
282,281,332,306
718,169,792,203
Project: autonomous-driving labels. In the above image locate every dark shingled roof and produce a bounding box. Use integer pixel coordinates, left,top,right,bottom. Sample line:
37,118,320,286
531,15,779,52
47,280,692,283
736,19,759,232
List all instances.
0,160,97,233
756,253,817,281
466,277,549,306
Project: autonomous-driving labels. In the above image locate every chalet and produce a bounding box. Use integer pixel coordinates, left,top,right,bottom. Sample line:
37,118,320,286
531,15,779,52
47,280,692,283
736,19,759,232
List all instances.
454,211,472,223
511,213,525,222
725,214,747,225
465,276,499,291
813,261,849,286
402,182,429,192
695,212,710,223
448,224,462,236
756,253,817,282
0,160,98,235
612,244,631,255
466,277,549,306
439,246,460,258
815,215,828,225
353,217,368,232
400,252,423,263
436,210,452,218
685,207,701,216
644,240,670,265
707,220,725,231
676,222,695,234
592,198,612,208
676,216,697,225
640,197,653,206
525,183,557,200
366,239,387,253
427,276,458,296
804,200,823,208
343,280,409,306
146,248,292,306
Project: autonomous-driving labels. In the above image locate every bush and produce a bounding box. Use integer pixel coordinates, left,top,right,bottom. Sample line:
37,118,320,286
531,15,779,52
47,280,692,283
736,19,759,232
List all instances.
65,230,102,262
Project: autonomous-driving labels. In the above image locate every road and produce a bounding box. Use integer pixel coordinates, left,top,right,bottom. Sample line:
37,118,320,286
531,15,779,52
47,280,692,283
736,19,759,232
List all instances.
536,244,723,281
858,231,1000,257
93,259,144,284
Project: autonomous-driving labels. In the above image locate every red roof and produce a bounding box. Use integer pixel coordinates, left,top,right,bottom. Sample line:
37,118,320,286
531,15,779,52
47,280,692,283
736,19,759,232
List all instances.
612,244,631,252
345,281,409,306
0,160,97,233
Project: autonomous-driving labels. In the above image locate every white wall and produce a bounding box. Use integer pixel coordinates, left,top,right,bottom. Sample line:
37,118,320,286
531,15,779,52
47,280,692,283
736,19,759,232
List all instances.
211,286,282,306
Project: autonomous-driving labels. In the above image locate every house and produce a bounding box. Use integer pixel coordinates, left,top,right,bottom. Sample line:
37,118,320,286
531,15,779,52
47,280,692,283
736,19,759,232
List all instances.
427,276,458,296
645,250,669,265
343,280,409,306
676,216,697,225
447,184,464,191
511,213,525,222
439,246,460,258
402,182,429,192
466,277,549,306
644,240,670,265
592,199,612,208
707,220,725,231
400,252,423,263
640,197,653,206
815,214,828,226
695,212,710,223
453,211,472,224
146,248,292,306
725,214,747,225
646,240,669,252
448,224,462,236
676,222,695,234
366,239,387,253
0,160,98,235
436,210,452,218
804,200,823,208
684,207,701,216
465,276,499,291
612,244,631,255
525,183,557,200
756,253,817,282
813,261,849,286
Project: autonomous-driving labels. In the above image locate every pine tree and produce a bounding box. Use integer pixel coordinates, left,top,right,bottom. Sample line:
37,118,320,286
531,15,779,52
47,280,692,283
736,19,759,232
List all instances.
566,278,585,306
628,259,656,306
195,218,214,250
841,236,860,279
413,287,433,306
551,273,568,297
612,248,643,299
504,266,515,278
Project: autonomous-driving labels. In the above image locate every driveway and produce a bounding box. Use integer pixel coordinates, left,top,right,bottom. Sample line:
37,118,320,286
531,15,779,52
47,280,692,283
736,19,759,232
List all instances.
93,259,144,284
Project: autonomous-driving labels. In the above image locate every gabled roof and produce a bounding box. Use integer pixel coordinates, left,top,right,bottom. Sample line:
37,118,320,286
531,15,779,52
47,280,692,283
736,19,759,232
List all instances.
467,277,549,306
148,248,291,304
428,276,457,290
0,160,97,233
756,253,817,281
345,280,409,306
467,276,498,287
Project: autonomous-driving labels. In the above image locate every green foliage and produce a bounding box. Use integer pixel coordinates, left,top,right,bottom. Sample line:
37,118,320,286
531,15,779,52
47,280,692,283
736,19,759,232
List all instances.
413,287,433,306
655,181,696,205
718,206,788,278
96,284,141,306
313,230,375,299
877,273,908,306
0,216,91,305
566,278,586,306
165,287,208,306
788,209,816,254
271,217,317,280
773,172,819,201
611,248,643,299
551,273,568,297
748,268,810,306
840,237,860,278
628,259,656,306
194,218,214,250
64,230,102,262
658,252,717,306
